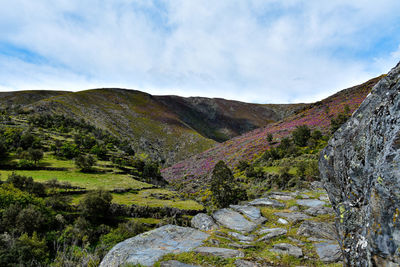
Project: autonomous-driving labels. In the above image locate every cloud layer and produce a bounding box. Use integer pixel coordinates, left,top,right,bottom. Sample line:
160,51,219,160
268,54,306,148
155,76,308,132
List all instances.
1,0,400,103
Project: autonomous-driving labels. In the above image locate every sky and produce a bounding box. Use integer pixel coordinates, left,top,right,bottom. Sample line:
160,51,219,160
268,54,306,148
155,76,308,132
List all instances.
1,1,400,103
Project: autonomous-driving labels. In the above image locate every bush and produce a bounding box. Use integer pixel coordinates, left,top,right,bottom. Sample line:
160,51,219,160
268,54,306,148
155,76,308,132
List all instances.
292,125,311,147
6,173,45,196
210,161,247,208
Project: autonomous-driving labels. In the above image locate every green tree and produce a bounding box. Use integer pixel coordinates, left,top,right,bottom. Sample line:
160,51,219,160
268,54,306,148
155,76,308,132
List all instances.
78,190,112,224
292,125,311,147
267,133,273,143
210,161,246,208
75,154,96,172
27,148,43,165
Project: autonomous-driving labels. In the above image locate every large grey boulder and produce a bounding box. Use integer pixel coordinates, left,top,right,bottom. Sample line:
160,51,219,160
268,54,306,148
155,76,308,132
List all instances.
297,221,337,240
213,209,257,233
99,225,209,267
191,213,218,231
193,247,244,258
319,62,400,265
235,259,261,267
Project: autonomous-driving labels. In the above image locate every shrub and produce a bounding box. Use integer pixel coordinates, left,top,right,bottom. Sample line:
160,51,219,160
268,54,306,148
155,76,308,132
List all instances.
75,154,96,172
78,190,112,224
6,173,45,196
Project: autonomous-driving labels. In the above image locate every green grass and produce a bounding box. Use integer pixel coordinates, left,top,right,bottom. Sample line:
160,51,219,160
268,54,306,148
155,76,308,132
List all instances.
111,189,204,210
261,166,297,175
0,170,150,190
71,189,204,210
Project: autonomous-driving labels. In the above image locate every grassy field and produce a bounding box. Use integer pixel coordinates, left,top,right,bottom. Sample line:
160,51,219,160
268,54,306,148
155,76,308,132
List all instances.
72,188,204,210
0,169,150,190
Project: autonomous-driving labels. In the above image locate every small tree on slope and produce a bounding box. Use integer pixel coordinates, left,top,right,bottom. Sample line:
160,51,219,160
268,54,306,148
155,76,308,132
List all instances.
210,160,246,208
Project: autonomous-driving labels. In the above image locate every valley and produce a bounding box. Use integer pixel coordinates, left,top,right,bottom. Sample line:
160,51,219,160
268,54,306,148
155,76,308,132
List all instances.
0,74,388,266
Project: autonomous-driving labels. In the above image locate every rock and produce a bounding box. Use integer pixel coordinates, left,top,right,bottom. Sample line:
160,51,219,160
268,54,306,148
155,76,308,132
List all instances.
319,63,400,265
304,206,334,216
288,237,305,246
257,228,287,241
213,209,257,233
318,194,329,201
99,225,209,267
229,243,257,249
230,205,267,224
277,218,289,225
248,198,285,208
296,199,325,208
229,232,255,242
274,212,311,223
299,193,310,199
270,243,303,258
160,260,201,267
209,238,220,246
193,247,244,258
235,259,260,267
310,181,324,190
314,242,342,263
191,213,218,231
297,221,337,240
269,193,294,201
289,206,299,211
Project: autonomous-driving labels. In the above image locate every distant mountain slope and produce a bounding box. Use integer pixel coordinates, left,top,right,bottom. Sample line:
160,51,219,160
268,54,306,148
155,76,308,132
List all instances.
162,76,382,183
1,88,302,165
156,96,303,142
0,90,69,109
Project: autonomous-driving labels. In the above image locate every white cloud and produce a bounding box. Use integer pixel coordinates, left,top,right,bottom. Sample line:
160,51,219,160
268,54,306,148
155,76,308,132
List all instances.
0,0,400,103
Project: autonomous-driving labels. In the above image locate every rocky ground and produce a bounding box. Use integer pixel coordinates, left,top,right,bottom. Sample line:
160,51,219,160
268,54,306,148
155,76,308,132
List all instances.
101,182,342,266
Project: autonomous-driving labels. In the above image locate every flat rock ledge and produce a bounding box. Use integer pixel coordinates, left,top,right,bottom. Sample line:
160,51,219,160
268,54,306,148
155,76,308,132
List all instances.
297,221,337,240
99,225,209,267
213,208,258,233
230,204,267,224
193,247,245,258
314,242,342,263
248,198,285,208
257,228,287,241
270,243,303,258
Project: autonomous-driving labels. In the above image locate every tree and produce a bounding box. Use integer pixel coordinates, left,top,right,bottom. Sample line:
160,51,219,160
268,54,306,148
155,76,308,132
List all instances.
75,154,96,172
27,148,43,165
210,161,246,208
78,190,112,224
0,139,8,161
267,133,273,143
292,125,311,147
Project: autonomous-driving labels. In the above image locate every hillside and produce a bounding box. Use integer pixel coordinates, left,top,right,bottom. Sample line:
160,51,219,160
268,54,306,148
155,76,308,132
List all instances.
0,89,303,166
162,76,382,185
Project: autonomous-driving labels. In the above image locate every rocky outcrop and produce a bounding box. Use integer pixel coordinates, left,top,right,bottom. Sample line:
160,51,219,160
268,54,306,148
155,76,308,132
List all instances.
193,247,245,258
320,62,400,265
99,225,209,267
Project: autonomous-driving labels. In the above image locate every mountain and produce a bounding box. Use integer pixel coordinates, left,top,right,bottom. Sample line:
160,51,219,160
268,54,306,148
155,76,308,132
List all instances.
0,89,302,165
162,76,382,184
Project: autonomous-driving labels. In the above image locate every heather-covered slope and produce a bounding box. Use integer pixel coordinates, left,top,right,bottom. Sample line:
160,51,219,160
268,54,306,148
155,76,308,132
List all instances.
162,76,382,183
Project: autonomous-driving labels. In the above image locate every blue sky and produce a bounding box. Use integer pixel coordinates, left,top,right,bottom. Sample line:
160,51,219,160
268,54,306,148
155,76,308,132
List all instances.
1,0,400,103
